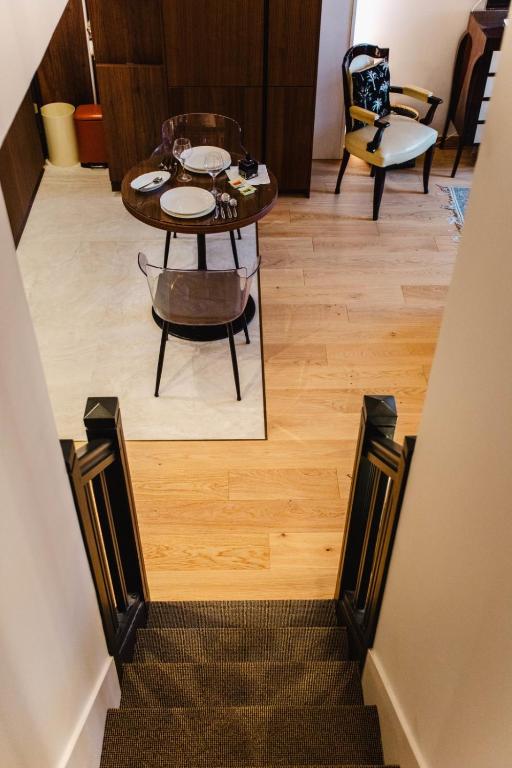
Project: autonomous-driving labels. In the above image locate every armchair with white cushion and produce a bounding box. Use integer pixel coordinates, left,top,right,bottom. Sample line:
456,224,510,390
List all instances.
335,44,443,220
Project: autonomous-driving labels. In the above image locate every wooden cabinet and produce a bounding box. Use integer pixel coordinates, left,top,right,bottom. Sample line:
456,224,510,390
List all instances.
91,0,322,193
266,87,316,193
168,87,263,158
266,0,322,192
88,0,164,65
96,65,167,189
163,0,264,87
0,90,44,245
268,0,322,86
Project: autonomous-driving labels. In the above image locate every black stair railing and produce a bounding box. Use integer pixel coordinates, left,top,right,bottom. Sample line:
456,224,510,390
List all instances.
61,397,148,674
335,395,416,663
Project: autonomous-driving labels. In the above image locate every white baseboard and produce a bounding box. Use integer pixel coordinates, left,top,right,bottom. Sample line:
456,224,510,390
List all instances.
363,650,424,768
60,657,120,768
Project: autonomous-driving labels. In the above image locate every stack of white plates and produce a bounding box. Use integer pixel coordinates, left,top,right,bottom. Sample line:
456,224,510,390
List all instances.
184,146,231,174
160,187,216,219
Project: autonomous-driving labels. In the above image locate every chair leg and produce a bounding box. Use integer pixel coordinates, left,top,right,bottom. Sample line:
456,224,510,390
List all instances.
451,136,465,178
163,231,171,269
227,323,241,401
335,149,350,194
237,228,242,240
154,322,169,397
423,145,435,194
373,168,386,221
241,312,250,344
230,230,240,269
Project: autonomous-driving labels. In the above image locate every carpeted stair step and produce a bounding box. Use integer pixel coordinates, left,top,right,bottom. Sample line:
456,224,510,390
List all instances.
100,705,384,767
120,661,363,708
134,626,349,663
147,599,338,628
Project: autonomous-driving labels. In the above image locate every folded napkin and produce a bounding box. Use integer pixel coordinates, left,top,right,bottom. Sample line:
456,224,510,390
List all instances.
226,165,270,186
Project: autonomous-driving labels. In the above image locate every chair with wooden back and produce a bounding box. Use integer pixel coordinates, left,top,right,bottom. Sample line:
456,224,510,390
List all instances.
335,44,443,220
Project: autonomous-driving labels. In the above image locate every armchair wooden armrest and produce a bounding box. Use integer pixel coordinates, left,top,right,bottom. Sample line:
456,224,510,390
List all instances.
349,106,390,153
390,85,443,126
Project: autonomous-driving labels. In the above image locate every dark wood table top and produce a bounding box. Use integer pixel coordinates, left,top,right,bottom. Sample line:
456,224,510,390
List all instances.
121,156,278,235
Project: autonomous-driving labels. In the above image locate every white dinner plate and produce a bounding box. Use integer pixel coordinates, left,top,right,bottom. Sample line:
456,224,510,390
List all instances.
161,201,216,219
183,146,231,174
160,187,216,218
130,171,170,192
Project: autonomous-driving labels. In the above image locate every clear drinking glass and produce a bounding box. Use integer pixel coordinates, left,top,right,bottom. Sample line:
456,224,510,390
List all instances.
173,137,192,182
203,151,225,196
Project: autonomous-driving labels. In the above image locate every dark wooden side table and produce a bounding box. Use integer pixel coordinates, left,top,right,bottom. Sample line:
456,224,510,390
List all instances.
122,158,278,341
441,10,507,177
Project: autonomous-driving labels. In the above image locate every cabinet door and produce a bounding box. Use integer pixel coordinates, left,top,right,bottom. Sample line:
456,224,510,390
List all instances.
163,0,264,86
168,87,263,159
89,0,163,64
268,0,322,86
266,87,316,193
0,90,44,245
96,65,167,188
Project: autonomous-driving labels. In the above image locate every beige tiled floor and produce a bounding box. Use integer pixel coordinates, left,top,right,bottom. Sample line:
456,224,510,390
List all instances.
18,164,266,440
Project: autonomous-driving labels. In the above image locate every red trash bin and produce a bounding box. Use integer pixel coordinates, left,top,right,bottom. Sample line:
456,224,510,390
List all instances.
74,104,108,167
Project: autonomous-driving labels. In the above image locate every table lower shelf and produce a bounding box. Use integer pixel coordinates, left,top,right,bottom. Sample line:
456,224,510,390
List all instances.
151,296,256,342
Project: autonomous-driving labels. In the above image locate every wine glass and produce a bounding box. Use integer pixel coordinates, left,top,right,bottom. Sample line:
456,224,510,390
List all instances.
203,151,225,196
173,138,192,182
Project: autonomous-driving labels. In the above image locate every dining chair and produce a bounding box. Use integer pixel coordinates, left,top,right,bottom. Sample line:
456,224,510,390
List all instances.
154,113,244,263
335,44,443,220
138,252,260,401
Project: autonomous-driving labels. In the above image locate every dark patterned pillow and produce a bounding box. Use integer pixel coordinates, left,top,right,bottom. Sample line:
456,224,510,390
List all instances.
351,60,391,129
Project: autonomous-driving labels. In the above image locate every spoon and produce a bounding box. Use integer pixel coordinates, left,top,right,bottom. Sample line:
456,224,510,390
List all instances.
216,193,225,220
138,175,163,190
229,198,238,219
221,193,232,219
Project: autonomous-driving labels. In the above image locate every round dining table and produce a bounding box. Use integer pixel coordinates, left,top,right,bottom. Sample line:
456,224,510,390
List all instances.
121,157,278,341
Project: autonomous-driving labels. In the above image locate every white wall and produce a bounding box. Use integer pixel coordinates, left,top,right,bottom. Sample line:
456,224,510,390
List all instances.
0,2,120,767
353,0,480,129
364,22,512,768
0,0,71,142
313,0,355,159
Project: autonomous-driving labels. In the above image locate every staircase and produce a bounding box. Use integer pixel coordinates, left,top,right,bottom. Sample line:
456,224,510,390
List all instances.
100,600,397,768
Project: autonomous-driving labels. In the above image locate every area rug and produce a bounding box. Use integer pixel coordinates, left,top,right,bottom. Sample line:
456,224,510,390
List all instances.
438,185,470,231
17,165,266,441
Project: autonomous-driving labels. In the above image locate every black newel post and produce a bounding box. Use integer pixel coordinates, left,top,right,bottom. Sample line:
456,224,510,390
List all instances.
83,398,149,601
60,439,118,652
335,395,397,600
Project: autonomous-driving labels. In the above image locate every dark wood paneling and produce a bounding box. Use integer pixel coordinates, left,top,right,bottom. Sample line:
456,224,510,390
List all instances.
168,87,263,159
268,0,322,86
37,0,93,106
0,90,44,245
266,87,316,193
163,0,264,86
96,65,167,187
88,0,164,64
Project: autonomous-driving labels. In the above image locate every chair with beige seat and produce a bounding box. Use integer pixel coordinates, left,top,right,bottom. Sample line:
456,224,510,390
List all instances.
335,44,443,220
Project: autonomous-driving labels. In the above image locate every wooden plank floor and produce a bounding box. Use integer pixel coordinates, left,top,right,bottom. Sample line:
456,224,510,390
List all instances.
127,152,473,600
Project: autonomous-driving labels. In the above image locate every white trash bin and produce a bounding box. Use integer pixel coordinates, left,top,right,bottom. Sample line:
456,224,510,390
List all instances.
41,102,79,166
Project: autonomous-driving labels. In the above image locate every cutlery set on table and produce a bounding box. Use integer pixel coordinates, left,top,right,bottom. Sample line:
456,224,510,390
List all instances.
130,143,250,222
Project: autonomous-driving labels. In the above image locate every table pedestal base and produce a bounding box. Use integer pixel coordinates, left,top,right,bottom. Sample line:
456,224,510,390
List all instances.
152,296,256,342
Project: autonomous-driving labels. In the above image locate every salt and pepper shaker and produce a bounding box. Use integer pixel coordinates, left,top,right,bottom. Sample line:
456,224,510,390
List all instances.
238,153,259,181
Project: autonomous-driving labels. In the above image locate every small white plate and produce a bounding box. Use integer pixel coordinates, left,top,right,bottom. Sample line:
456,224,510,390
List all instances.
184,146,231,174
131,171,170,192
160,187,216,218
